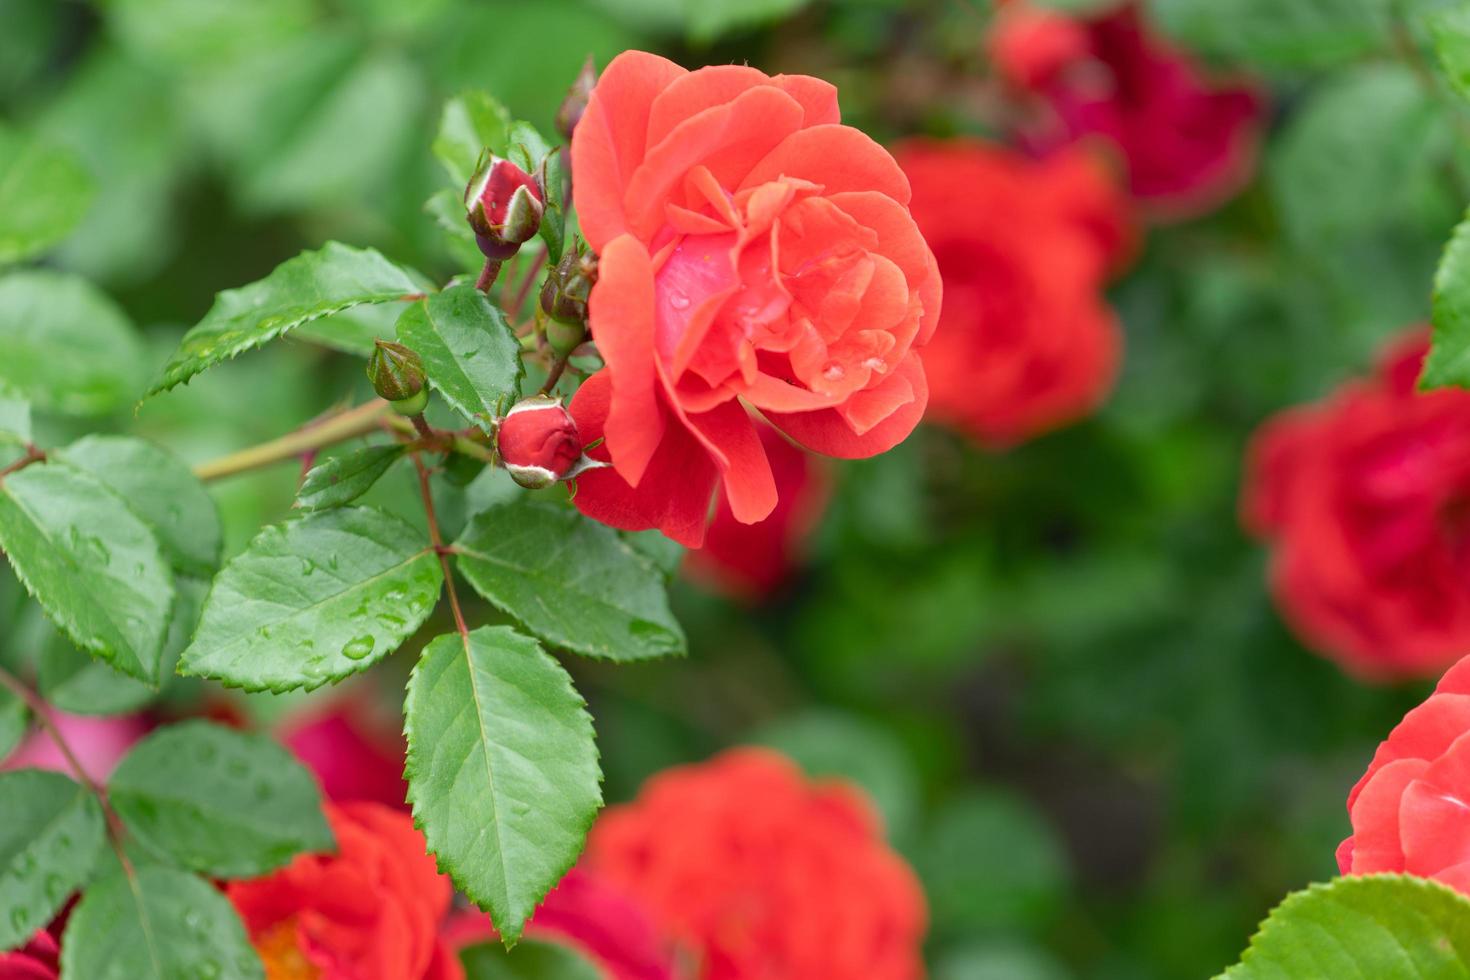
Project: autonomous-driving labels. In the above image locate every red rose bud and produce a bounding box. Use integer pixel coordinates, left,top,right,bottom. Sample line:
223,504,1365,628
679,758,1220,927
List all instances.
367,339,429,416
465,153,544,250
498,395,588,489
556,56,598,142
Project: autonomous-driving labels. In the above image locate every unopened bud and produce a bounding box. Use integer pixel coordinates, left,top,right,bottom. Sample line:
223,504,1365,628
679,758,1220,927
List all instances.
465,153,544,251
539,244,598,345
367,340,428,415
497,395,591,489
556,57,598,142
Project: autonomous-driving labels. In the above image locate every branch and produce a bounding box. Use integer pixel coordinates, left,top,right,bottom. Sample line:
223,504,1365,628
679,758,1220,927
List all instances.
193,400,392,482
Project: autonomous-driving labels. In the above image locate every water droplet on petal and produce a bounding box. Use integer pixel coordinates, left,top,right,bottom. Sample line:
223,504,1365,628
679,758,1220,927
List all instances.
668,291,691,311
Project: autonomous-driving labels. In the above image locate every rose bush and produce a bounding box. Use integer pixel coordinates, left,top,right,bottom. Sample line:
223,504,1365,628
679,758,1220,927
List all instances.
989,0,1263,219
898,139,1132,446
587,748,926,980
567,51,942,546
1242,330,1470,679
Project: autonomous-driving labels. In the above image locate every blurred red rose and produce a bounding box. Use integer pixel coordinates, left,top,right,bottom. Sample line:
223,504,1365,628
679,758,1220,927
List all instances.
0,930,58,980
587,748,926,980
684,422,831,600
443,869,677,980
1242,330,1470,679
278,697,409,810
897,139,1131,447
990,0,1263,219
567,50,942,547
228,801,462,980
1338,654,1470,891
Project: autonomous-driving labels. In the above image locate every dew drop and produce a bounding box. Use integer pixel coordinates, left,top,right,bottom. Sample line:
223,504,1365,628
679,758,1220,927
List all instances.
194,961,220,980
667,291,691,311
822,363,845,382
341,635,375,661
44,874,64,901
9,907,26,932
254,781,273,802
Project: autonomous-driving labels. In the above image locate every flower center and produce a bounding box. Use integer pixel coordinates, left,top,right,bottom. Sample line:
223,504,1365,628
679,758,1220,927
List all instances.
254,921,321,980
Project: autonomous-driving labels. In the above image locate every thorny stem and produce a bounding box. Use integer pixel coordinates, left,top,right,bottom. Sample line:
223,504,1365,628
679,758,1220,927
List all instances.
0,666,135,868
411,452,470,640
194,400,391,482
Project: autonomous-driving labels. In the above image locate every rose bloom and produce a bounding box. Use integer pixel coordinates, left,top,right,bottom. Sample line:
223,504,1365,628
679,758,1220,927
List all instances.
1339,653,1470,891
587,748,926,980
443,869,677,980
567,50,942,547
1242,330,1470,679
684,422,830,600
0,930,59,980
989,0,1263,219
228,801,461,980
897,139,1131,447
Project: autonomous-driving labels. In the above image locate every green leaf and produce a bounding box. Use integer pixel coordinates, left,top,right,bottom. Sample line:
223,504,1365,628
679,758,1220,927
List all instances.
294,301,401,357
395,285,524,428
180,506,442,692
1218,875,1470,978
620,529,683,581
1152,0,1394,70
1427,210,1470,389
0,394,29,447
108,720,333,878
0,769,106,948
426,188,485,272
53,436,221,580
184,33,426,215
61,866,265,980
0,270,147,415
296,444,407,511
436,91,512,187
1431,5,1470,104
0,464,174,684
147,242,427,398
460,939,603,979
0,126,93,265
0,684,24,758
683,0,814,43
455,499,686,661
404,626,602,944
37,629,155,717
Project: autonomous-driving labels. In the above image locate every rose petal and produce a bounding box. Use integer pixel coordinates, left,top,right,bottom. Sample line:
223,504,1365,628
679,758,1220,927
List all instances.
588,235,666,486
740,125,912,205
686,401,778,524
766,353,928,458
1347,757,1429,873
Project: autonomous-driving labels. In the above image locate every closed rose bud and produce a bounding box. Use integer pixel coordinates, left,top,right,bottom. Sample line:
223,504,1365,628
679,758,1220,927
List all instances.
465,153,544,249
556,57,598,142
367,339,428,415
539,244,598,353
498,395,584,489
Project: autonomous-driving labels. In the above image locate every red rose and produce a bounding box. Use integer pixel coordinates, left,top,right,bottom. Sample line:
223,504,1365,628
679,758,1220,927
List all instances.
684,421,831,600
897,139,1131,447
567,51,942,547
443,869,677,980
228,802,462,980
587,748,927,980
1338,654,1470,892
0,931,59,980
1242,330,1470,679
990,1,1264,219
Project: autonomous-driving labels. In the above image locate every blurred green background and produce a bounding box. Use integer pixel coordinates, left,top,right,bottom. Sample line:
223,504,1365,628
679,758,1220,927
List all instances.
4,0,1464,976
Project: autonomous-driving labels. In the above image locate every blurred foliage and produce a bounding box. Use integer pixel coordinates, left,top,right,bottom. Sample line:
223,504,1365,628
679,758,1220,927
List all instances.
2,0,1467,975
